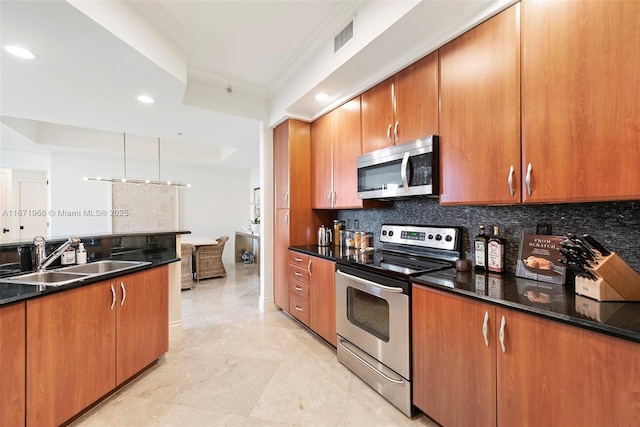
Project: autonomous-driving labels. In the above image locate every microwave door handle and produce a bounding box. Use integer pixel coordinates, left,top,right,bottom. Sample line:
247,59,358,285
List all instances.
400,151,410,193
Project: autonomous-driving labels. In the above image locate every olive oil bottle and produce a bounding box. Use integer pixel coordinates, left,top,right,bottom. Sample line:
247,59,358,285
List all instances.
487,226,505,273
474,225,488,270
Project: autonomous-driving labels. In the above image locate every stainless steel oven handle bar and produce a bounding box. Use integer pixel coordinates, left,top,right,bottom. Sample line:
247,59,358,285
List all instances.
336,269,404,293
338,339,405,385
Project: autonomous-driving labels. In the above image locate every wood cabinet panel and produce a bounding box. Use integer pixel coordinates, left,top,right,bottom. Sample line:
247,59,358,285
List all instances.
288,251,310,267
309,256,336,347
27,280,116,427
289,279,310,300
274,209,290,311
332,97,363,208
289,292,310,326
0,302,25,427
115,266,168,385
496,307,640,426
289,263,310,285
310,112,334,209
361,78,395,153
439,4,521,205
412,285,496,427
394,51,439,144
521,0,640,203
273,122,290,209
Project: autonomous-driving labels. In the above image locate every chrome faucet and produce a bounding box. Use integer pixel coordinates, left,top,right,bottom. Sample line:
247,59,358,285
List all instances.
33,236,81,271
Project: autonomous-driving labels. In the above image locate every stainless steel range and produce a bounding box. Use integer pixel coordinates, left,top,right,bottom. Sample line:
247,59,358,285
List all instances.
335,224,462,417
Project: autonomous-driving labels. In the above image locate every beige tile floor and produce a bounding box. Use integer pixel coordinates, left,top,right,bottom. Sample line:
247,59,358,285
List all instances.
72,263,437,427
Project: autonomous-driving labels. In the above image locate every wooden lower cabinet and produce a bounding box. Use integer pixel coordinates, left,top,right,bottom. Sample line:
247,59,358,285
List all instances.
413,284,640,426
27,279,116,427
0,302,26,427
412,285,496,427
309,256,336,347
116,266,168,385
288,251,336,347
26,266,168,427
496,307,640,427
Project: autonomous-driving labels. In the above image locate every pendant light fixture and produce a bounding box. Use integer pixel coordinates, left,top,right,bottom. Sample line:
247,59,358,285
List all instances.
83,133,190,187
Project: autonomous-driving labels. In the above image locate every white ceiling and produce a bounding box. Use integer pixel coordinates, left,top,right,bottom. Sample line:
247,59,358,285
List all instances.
0,0,511,170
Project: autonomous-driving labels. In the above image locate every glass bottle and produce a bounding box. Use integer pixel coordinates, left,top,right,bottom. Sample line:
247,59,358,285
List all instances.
487,226,505,273
474,225,488,270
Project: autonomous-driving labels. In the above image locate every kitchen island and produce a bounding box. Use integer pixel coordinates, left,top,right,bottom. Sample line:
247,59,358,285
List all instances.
0,230,187,427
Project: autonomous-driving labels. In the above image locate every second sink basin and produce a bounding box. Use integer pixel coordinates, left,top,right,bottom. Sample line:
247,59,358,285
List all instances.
2,271,90,287
59,260,150,275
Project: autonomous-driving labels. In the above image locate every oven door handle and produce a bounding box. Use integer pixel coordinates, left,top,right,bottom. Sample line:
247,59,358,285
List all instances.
338,339,405,385
336,269,404,293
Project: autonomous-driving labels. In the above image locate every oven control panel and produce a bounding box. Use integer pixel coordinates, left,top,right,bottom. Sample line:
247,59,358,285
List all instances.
379,224,460,251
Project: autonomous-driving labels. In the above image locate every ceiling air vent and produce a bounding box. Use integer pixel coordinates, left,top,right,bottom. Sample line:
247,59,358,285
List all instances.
334,20,354,53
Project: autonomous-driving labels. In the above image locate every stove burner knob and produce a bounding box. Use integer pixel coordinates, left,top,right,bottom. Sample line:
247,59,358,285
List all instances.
435,234,442,241
428,234,434,240
382,230,387,236
388,231,394,237
445,235,453,242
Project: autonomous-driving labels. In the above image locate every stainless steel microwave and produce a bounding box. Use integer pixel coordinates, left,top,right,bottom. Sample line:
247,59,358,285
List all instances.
357,135,438,200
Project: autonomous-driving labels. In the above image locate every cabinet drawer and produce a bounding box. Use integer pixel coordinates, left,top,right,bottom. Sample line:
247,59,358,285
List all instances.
289,264,310,284
289,251,310,267
289,292,310,326
289,279,310,300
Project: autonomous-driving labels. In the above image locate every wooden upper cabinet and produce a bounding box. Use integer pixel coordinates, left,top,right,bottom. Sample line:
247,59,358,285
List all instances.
310,97,363,209
521,0,640,203
332,97,363,208
362,51,439,154
273,121,290,209
310,112,334,209
439,4,521,205
394,51,439,145
361,78,395,153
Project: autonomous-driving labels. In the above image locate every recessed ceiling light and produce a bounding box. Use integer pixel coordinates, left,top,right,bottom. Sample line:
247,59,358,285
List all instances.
137,95,154,104
315,92,330,102
4,45,36,59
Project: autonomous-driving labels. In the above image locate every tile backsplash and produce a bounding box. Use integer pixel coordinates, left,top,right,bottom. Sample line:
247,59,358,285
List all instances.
338,199,640,273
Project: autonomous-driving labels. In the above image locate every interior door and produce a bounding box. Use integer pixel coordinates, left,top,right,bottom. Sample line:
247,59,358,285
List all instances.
19,180,48,239
0,170,10,243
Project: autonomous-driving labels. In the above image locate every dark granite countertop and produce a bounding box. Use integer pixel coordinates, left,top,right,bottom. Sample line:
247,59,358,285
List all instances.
0,257,179,306
290,245,640,344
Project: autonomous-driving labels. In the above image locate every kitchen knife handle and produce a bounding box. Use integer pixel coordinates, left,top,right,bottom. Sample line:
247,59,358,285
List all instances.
482,311,490,347
499,316,507,353
507,165,515,197
582,234,611,257
387,124,392,144
525,163,533,196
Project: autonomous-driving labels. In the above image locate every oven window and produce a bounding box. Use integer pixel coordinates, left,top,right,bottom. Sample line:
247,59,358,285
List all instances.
346,287,390,342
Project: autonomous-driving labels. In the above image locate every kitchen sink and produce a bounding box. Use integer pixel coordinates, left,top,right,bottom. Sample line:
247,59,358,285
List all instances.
59,260,150,275
0,271,91,287
0,260,151,288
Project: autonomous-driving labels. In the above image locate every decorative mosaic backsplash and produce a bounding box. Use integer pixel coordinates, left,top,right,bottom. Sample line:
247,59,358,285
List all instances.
338,199,640,274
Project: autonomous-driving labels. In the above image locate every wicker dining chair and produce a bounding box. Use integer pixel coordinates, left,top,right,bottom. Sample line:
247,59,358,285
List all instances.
194,236,229,280
180,243,195,290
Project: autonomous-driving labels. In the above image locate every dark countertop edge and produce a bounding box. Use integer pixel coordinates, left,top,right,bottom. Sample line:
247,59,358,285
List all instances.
288,245,640,345
0,230,191,248
411,280,640,345
0,257,179,306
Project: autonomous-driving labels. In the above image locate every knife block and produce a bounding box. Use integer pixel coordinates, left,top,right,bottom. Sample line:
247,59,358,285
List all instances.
579,252,640,301
575,294,624,322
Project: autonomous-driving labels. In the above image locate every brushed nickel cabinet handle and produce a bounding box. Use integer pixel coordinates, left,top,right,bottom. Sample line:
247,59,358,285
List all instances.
120,282,126,306
110,284,116,310
508,165,515,197
294,271,303,277
294,285,303,291
499,315,507,353
482,311,490,347
307,259,312,276
387,124,392,144
294,305,303,312
293,257,303,262
525,163,533,196
394,121,399,143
